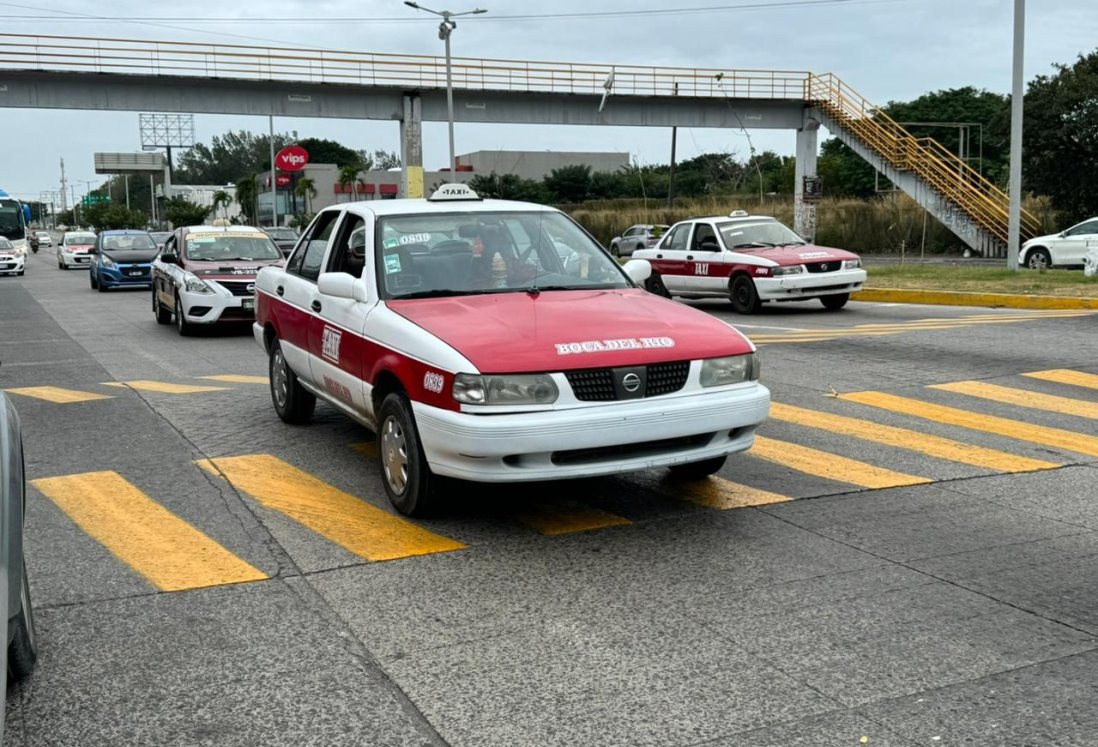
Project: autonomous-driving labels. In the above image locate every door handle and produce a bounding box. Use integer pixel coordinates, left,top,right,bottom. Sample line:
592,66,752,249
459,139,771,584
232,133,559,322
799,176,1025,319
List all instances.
686,255,694,261
656,254,663,259
276,285,284,297
311,300,322,313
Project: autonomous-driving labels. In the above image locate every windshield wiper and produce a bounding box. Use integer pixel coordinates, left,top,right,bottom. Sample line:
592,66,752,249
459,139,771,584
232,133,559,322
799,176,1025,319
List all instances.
395,288,501,299
775,241,807,247
732,241,776,249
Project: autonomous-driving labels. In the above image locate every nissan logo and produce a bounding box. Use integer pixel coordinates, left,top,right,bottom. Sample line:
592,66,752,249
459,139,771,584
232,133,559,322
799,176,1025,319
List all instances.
819,263,830,271
621,372,641,393
246,283,256,293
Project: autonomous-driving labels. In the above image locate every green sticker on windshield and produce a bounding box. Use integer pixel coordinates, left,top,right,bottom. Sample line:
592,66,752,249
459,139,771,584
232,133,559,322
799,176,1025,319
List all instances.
384,254,402,274
383,238,399,249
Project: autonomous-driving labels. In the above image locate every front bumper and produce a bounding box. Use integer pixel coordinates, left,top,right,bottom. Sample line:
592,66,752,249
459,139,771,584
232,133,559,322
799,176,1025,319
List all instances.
99,263,153,287
414,381,771,482
180,285,256,325
755,268,866,300
0,254,25,273
60,251,93,268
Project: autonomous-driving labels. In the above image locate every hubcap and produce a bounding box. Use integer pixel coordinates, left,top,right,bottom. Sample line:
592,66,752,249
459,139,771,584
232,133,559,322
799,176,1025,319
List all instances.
271,349,289,408
381,416,409,495
1029,253,1048,269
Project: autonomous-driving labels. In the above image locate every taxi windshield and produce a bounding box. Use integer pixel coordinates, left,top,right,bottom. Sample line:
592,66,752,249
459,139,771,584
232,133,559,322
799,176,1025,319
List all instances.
186,233,282,261
376,210,629,299
717,220,805,249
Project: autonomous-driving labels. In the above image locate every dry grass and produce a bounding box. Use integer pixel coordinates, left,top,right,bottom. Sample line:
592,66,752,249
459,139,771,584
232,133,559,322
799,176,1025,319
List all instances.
866,265,1098,297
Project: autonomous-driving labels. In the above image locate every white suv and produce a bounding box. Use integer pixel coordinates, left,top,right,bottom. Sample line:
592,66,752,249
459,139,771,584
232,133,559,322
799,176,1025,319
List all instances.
1020,217,1098,269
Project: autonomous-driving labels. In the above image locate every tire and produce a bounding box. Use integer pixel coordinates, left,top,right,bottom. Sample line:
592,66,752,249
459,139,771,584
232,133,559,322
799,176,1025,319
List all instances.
8,562,38,680
646,272,672,298
269,338,315,424
89,271,98,289
609,242,620,258
174,293,193,336
378,392,438,517
820,293,849,311
1025,247,1052,270
153,287,171,324
97,275,108,292
730,275,762,314
668,456,727,479
17,270,25,277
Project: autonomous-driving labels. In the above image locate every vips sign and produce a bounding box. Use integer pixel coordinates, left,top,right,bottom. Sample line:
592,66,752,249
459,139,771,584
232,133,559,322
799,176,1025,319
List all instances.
264,175,293,188
275,145,309,171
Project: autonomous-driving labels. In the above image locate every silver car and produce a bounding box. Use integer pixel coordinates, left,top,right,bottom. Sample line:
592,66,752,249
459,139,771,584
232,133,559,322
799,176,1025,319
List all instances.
608,224,670,257
0,392,37,729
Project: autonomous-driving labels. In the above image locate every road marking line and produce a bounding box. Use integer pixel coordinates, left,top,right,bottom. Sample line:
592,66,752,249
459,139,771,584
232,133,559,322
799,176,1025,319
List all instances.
197,455,465,562
678,477,790,510
750,435,931,489
104,380,229,394
512,502,632,535
1023,369,1098,392
840,391,1098,458
31,471,266,592
201,375,269,384
4,385,113,404
931,380,1098,420
770,402,1058,473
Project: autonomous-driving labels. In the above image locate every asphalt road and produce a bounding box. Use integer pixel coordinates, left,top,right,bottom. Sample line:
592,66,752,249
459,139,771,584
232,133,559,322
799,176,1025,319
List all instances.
4,247,1098,746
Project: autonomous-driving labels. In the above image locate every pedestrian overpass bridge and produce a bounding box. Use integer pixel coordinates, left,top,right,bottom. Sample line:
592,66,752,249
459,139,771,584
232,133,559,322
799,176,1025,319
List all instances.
0,33,1037,256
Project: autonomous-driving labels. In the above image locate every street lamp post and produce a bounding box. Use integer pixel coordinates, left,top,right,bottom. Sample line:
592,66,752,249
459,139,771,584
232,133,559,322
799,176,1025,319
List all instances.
404,1,487,181
1007,0,1025,271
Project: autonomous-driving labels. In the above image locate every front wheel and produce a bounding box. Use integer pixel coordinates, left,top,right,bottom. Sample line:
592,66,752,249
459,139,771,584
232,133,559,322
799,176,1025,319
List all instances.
174,293,193,336
668,456,727,479
153,287,172,324
378,392,438,517
820,293,849,311
8,562,38,680
89,271,98,289
1025,247,1052,270
730,275,761,314
646,272,672,298
269,338,315,424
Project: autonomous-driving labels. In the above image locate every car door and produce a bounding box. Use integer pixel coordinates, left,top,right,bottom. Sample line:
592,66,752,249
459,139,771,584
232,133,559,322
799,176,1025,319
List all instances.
309,209,377,417
649,222,692,292
154,232,182,307
1055,219,1098,265
682,222,725,295
273,210,344,388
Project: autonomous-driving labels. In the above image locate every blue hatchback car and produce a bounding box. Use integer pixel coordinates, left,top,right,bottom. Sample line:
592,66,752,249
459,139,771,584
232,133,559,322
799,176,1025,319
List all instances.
89,230,159,291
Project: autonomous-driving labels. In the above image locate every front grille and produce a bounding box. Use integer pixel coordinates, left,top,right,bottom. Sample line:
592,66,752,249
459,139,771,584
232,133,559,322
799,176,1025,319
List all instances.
805,261,841,273
218,281,254,297
564,360,690,401
552,433,715,466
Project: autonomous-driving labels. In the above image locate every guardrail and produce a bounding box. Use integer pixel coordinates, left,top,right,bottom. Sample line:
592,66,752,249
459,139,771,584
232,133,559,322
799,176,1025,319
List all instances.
0,33,811,99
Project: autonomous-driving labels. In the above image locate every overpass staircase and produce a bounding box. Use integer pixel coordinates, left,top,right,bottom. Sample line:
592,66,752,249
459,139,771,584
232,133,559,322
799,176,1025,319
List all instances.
805,74,1039,257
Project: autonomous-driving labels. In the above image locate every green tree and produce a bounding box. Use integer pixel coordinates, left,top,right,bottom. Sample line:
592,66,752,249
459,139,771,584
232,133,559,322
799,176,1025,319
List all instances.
163,196,212,227
175,129,297,184
294,177,317,214
235,174,259,224
543,165,592,203
468,172,551,202
211,190,233,220
83,203,149,230
338,163,364,200
1023,49,1098,221
297,137,362,168
360,149,402,170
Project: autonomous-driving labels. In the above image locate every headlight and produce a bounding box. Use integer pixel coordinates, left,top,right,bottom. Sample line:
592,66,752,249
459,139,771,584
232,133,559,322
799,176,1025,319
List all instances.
184,274,215,294
453,373,559,405
13,247,26,257
100,254,117,268
843,259,862,270
771,265,804,276
700,353,759,387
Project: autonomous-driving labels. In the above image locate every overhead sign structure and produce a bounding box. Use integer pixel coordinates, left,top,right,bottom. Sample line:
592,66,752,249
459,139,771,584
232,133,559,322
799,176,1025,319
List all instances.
275,146,309,171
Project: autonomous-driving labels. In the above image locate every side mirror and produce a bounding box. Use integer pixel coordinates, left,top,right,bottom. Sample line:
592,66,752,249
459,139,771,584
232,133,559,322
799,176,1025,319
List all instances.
160,252,177,264
622,259,652,285
318,272,368,302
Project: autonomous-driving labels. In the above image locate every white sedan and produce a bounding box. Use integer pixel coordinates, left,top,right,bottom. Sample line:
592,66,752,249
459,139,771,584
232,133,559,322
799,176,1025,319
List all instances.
1020,217,1098,269
57,231,97,269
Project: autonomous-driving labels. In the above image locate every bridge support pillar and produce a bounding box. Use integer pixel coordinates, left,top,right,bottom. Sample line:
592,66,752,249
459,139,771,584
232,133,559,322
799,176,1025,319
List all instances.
794,116,820,241
400,95,424,199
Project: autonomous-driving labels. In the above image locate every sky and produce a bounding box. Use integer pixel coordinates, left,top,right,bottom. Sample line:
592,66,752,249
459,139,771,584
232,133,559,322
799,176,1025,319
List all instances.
1,0,1095,201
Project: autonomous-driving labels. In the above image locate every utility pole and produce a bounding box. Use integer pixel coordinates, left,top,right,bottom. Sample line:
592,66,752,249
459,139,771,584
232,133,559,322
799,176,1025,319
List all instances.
59,157,68,213
269,114,277,227
667,82,679,208
1007,0,1025,270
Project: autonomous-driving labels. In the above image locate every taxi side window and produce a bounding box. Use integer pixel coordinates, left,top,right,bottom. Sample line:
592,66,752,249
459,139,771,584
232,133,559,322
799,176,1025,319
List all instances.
661,224,689,252
693,224,720,252
289,212,341,282
326,213,368,278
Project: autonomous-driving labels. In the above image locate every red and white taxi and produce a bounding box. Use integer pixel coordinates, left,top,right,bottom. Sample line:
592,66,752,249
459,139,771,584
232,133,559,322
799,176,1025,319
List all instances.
57,231,97,269
254,185,770,516
633,211,867,313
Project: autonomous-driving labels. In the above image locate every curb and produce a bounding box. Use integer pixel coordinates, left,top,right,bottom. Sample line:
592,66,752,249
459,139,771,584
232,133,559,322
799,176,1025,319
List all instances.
851,288,1098,310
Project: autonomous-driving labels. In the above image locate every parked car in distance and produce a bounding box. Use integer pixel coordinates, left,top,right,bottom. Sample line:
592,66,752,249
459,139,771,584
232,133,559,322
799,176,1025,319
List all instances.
149,231,172,251
1020,217,1098,269
89,230,158,291
34,231,52,248
609,224,670,257
0,237,26,276
57,231,97,270
262,227,300,257
633,211,866,313
0,392,40,713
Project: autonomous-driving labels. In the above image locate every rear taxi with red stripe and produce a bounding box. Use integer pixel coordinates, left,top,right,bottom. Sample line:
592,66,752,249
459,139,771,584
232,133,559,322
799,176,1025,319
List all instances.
254,185,770,515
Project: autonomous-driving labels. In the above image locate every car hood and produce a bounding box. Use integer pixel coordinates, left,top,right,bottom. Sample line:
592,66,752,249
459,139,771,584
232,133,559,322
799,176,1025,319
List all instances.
103,249,159,263
736,243,859,266
182,258,283,278
386,288,754,373
1022,232,1060,248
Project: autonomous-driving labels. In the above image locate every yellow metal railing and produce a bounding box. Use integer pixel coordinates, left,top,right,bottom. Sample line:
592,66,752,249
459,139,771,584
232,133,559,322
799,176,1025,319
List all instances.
805,73,1038,244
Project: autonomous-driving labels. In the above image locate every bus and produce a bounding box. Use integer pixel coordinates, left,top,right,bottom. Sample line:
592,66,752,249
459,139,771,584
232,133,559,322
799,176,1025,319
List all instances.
0,189,30,251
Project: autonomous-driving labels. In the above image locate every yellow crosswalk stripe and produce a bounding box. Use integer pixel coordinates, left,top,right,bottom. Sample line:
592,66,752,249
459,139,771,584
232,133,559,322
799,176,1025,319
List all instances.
750,435,931,489
4,385,113,404
770,402,1059,473
931,380,1098,420
31,471,266,592
512,501,632,535
197,455,465,562
201,375,269,385
677,477,790,510
750,312,1096,344
841,391,1098,459
1023,369,1098,392
104,380,229,394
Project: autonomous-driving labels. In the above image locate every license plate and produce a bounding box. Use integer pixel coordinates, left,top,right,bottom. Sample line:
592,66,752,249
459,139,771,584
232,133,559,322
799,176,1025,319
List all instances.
242,298,255,310
127,270,144,277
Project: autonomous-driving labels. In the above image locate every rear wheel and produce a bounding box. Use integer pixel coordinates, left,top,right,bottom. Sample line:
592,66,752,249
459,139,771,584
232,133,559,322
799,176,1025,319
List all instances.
668,456,727,479
1025,247,1052,270
609,242,620,258
378,392,438,517
730,275,761,314
269,338,315,424
646,272,672,298
821,293,849,311
8,562,38,680
153,287,172,324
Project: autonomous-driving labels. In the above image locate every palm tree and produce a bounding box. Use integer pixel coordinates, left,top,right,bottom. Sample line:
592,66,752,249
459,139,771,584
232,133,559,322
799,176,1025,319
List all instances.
211,190,232,220
294,176,317,215
337,164,363,202
235,174,258,225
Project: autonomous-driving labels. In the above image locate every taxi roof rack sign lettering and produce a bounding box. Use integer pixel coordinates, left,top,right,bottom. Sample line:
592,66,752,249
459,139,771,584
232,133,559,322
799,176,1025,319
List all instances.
428,184,482,202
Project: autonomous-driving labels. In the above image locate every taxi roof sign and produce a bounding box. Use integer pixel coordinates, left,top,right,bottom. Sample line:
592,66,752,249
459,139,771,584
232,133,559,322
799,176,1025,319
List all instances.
728,210,750,217
428,183,482,202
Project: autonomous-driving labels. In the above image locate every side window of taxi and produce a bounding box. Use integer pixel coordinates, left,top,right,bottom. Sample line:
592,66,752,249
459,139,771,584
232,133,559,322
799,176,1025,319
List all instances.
326,213,368,278
288,211,341,282
693,223,720,252
660,224,690,252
